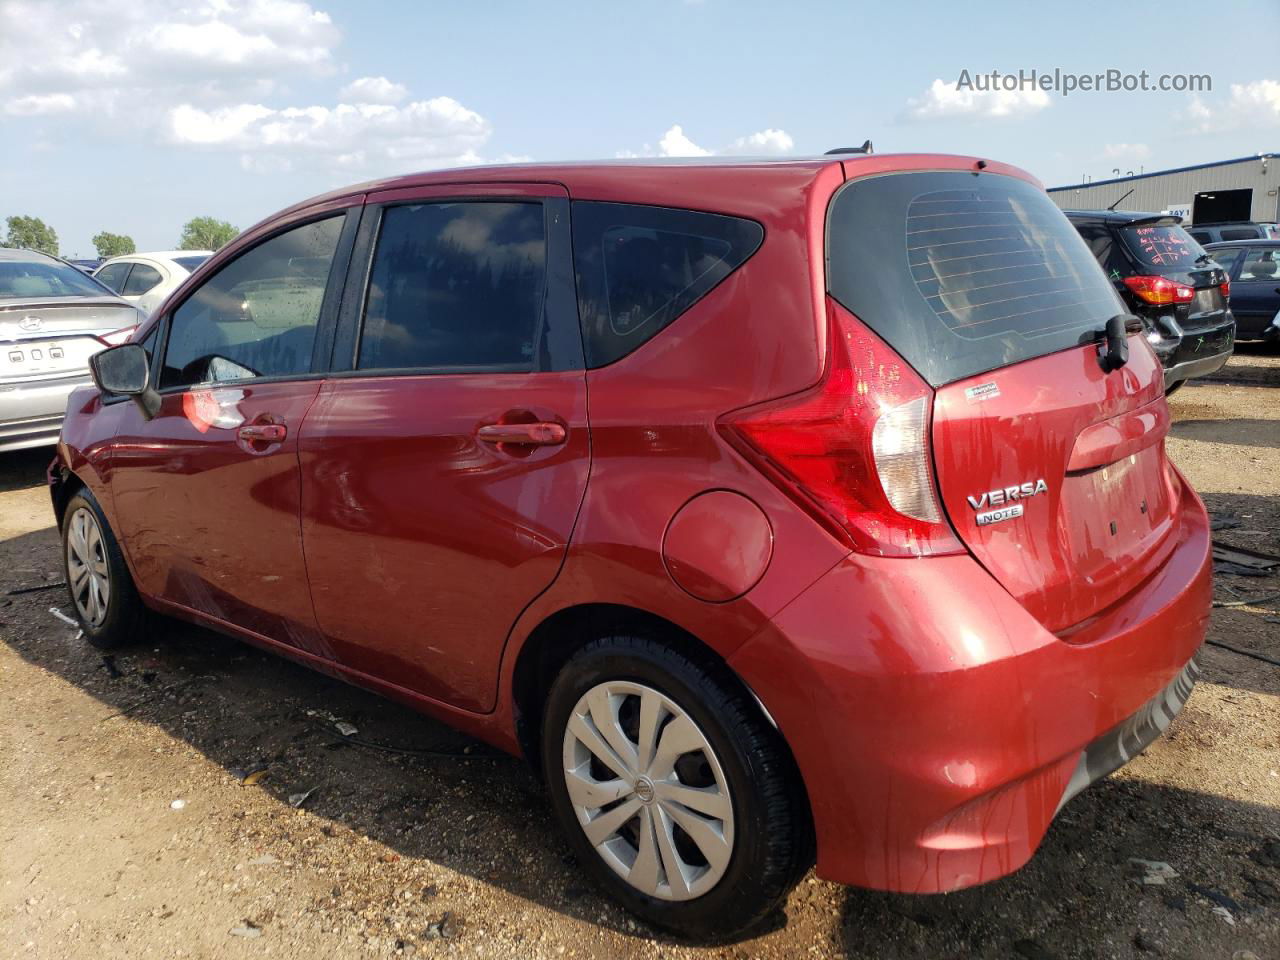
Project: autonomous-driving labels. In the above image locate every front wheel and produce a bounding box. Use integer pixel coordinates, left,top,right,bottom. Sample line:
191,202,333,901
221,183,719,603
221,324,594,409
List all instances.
61,488,147,649
541,635,812,941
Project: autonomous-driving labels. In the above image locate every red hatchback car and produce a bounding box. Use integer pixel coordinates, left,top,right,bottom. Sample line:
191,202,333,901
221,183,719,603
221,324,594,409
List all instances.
52,154,1211,939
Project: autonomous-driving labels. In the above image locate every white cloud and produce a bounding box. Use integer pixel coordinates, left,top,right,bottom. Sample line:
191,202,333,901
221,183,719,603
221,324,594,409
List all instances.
168,97,492,174
3,92,76,116
622,124,795,159
1186,78,1280,133
658,124,712,157
1101,143,1151,161
906,78,1050,120
0,1,500,176
0,0,340,113
338,75,408,105
727,128,794,155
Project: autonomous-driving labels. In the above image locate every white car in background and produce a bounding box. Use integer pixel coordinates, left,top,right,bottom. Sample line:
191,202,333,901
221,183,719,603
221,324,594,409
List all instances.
93,250,212,317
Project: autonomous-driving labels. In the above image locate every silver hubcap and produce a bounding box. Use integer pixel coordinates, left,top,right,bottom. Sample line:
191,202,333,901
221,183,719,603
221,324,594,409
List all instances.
561,681,734,901
66,506,110,628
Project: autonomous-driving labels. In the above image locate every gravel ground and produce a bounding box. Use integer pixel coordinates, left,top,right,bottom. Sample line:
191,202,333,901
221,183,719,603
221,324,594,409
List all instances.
1,351,1278,960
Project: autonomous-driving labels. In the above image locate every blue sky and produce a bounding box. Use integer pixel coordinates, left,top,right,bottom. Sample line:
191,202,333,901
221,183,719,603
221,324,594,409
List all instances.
1,0,1277,257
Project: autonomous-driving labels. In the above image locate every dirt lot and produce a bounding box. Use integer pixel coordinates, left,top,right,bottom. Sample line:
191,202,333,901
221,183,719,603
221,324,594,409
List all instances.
2,355,1278,960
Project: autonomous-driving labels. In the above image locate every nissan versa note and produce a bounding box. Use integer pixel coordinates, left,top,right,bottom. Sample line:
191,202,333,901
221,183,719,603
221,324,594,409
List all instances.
51,154,1211,940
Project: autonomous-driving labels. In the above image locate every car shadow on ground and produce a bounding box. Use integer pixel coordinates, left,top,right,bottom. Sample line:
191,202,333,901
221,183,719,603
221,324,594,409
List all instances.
0,447,53,493
1170,418,1280,449
3,516,1278,955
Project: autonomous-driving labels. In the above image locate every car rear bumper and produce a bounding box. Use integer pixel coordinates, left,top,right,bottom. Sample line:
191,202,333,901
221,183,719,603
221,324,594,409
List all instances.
729,467,1211,893
1150,316,1234,388
0,374,91,452
1163,348,1231,388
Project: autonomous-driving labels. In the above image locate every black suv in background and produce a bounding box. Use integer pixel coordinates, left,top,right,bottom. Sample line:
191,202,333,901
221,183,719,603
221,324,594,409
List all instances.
1188,222,1280,245
1067,211,1235,392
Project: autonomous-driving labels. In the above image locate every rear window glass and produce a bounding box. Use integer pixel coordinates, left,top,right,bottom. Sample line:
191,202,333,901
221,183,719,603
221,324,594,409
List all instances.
1121,223,1206,269
0,258,112,300
572,202,763,367
172,255,209,273
827,172,1123,387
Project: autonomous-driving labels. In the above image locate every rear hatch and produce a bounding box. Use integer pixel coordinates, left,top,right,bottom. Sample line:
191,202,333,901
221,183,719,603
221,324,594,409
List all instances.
0,299,139,383
827,167,1182,634
1119,220,1231,335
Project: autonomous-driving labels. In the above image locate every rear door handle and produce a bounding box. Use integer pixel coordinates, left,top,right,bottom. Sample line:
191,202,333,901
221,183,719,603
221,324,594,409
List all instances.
476,422,566,446
238,423,287,443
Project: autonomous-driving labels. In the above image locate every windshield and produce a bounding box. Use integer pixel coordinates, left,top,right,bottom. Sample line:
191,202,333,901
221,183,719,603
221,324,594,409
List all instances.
1121,223,1207,269
0,258,114,300
827,171,1123,387
172,255,210,273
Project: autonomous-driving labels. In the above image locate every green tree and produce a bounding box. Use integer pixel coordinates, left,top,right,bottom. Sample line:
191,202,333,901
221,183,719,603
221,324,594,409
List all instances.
178,216,239,252
4,215,59,255
92,231,136,258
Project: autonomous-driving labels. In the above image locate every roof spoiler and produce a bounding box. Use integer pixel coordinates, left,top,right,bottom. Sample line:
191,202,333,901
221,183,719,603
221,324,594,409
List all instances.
825,140,874,156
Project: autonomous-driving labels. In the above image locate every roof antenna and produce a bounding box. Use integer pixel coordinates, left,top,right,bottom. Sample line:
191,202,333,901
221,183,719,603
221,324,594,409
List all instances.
1107,188,1135,211
825,140,873,155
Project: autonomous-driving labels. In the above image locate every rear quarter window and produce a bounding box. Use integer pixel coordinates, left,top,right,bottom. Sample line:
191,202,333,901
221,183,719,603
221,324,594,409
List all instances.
827,172,1123,387
571,202,763,367
1221,227,1262,241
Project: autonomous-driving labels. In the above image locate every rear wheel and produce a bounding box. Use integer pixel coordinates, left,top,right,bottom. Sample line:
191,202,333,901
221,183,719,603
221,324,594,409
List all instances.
541,635,811,940
61,489,147,649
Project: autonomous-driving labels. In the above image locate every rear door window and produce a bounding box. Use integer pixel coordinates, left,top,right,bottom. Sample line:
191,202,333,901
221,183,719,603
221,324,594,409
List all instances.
572,202,763,367
1239,248,1280,282
122,263,163,296
357,202,548,372
1221,227,1262,241
95,262,132,294
827,171,1123,387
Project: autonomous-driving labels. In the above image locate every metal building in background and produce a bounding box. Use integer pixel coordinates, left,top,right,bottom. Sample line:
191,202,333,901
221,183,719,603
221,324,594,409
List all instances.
1048,153,1279,225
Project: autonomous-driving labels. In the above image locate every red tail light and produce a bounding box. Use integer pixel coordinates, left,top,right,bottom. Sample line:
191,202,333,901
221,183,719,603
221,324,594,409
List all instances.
1220,279,1230,301
96,325,137,347
718,299,963,558
1123,275,1193,305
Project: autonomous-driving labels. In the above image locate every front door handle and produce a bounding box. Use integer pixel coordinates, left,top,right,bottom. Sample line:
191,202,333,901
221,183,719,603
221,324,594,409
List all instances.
238,422,287,443
476,422,566,446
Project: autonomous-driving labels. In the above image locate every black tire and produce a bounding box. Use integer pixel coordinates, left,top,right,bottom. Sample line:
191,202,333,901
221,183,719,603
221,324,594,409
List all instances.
60,487,147,649
541,635,812,941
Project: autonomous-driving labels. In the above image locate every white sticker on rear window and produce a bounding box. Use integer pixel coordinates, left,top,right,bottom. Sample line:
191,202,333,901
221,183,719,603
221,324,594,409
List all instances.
965,382,1001,403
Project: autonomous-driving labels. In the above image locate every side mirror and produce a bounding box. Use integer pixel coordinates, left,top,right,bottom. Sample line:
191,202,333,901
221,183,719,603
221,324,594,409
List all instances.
89,343,161,420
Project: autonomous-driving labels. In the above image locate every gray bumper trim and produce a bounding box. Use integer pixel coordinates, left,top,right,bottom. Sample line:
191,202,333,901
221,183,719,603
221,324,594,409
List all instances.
1164,351,1231,388
1054,655,1201,816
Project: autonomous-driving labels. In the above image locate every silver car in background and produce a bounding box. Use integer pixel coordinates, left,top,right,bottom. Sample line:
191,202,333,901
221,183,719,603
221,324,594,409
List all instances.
0,248,141,452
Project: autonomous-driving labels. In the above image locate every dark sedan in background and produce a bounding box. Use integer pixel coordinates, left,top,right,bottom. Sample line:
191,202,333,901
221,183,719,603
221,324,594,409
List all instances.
1204,240,1280,342
1068,210,1235,392
0,248,141,451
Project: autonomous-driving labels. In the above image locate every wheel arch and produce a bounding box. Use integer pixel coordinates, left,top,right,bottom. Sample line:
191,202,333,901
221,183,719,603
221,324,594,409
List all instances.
49,465,86,531
509,603,811,822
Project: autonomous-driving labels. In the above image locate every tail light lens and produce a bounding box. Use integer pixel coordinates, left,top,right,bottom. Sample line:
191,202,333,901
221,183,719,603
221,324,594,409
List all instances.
1123,275,1193,305
96,325,137,347
718,299,962,558
1220,279,1231,301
